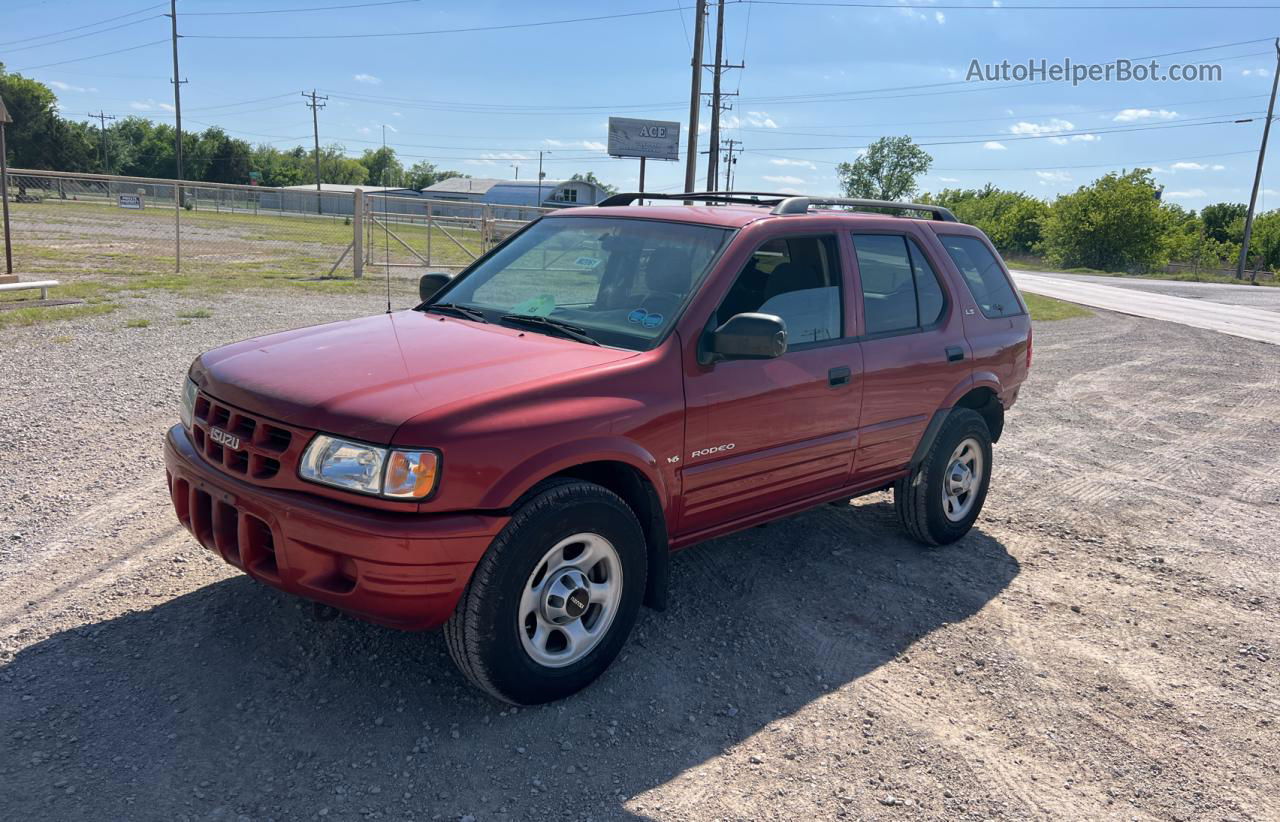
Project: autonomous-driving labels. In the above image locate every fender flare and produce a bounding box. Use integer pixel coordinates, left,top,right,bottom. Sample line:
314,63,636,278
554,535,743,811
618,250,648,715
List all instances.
481,437,668,511
913,374,1005,468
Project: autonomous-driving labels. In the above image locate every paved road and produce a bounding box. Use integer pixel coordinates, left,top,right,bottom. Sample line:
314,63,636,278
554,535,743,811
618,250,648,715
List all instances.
1010,269,1280,346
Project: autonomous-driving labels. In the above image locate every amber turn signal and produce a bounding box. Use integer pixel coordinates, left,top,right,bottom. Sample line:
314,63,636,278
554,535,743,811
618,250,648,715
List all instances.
382,449,440,499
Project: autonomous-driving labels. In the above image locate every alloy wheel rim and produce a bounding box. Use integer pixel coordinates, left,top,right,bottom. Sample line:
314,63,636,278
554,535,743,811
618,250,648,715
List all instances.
518,532,623,668
942,437,983,522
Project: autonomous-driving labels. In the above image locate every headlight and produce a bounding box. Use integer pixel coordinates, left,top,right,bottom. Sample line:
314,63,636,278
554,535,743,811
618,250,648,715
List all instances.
180,377,198,429
299,434,440,500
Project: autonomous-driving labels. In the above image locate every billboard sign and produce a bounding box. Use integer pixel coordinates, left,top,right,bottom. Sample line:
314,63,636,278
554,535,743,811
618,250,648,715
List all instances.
607,117,680,161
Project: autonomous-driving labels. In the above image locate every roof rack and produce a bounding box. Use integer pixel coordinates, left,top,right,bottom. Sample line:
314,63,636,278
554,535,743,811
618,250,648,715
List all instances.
596,191,793,208
771,197,957,221
594,191,958,222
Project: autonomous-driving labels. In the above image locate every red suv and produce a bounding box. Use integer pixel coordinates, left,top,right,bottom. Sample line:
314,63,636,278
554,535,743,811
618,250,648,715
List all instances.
164,192,1031,704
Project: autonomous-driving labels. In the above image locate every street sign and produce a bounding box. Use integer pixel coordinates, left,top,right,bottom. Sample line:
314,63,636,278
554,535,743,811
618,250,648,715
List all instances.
118,193,144,210
607,117,680,161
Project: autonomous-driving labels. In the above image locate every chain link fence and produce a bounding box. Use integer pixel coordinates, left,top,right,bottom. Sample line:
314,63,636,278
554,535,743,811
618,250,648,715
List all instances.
2,170,551,285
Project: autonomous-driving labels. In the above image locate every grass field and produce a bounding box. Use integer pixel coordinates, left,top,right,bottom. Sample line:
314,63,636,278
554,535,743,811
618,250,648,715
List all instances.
1006,255,1277,287
1023,293,1093,321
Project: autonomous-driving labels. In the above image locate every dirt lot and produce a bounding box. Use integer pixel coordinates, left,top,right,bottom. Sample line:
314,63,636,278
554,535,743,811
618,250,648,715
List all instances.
1,290,1277,821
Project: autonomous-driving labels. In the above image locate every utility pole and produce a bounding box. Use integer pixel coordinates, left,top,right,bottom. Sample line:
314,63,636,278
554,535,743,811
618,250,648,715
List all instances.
722,138,741,191
703,0,743,192
166,0,186,273
511,162,519,180
683,0,707,195
537,150,548,207
1237,37,1280,281
88,111,116,171
303,90,328,214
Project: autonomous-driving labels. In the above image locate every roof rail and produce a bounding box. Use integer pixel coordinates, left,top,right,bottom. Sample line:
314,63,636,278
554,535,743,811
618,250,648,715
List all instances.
593,191,959,222
771,197,957,221
596,191,793,208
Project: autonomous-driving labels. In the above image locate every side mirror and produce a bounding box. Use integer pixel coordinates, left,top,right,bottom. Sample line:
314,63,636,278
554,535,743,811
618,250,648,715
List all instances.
703,312,787,363
418,272,454,302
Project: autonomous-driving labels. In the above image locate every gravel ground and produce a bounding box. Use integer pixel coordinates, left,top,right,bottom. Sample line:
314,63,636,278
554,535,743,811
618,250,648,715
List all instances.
1,290,1277,821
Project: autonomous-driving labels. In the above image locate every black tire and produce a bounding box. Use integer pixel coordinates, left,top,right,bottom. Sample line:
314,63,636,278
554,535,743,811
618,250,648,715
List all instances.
894,408,993,546
444,480,647,704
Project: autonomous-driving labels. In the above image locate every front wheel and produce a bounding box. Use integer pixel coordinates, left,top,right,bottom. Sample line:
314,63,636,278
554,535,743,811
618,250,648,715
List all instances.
444,480,646,704
894,408,993,545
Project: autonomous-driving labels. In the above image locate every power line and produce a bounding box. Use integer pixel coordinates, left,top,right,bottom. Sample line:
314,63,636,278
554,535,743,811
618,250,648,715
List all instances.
183,8,682,40
744,0,1280,10
12,39,169,72
182,0,421,15
0,16,165,54
0,2,164,47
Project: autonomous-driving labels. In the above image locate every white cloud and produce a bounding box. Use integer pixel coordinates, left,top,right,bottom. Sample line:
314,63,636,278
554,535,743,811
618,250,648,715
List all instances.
1168,162,1226,172
939,176,961,183
1010,118,1073,136
1050,133,1100,144
353,73,381,85
1243,67,1271,77
724,111,778,129
466,151,531,167
48,80,95,93
1166,188,1207,199
392,111,403,118
770,158,816,170
1035,170,1071,184
763,174,806,185
983,141,1007,151
129,99,174,112
895,0,946,24
543,138,607,150
1113,108,1177,122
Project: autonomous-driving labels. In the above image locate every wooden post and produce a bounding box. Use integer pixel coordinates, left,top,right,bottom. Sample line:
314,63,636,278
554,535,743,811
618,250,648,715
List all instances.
352,188,363,279
426,201,433,266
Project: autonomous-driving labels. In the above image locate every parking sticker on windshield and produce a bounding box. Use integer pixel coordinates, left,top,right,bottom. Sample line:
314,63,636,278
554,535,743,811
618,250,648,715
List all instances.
510,293,557,316
627,308,664,329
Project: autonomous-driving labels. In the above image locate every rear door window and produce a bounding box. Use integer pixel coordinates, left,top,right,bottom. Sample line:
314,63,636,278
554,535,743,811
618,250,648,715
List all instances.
851,234,949,336
938,234,1022,319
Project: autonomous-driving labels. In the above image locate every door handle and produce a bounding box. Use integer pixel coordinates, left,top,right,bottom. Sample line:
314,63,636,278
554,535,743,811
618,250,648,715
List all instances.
945,346,965,362
828,366,852,387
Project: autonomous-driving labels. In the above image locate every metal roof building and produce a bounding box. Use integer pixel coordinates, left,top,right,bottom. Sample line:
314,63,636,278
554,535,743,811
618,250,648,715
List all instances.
421,177,608,218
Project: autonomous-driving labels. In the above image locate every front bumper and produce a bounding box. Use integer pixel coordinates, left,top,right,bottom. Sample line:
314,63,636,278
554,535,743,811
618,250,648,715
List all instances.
164,424,508,630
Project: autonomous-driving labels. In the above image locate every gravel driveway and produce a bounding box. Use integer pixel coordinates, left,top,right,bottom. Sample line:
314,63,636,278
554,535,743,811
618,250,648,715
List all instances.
1,291,1277,821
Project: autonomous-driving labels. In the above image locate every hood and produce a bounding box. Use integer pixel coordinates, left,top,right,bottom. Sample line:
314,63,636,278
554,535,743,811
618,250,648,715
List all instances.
193,310,637,443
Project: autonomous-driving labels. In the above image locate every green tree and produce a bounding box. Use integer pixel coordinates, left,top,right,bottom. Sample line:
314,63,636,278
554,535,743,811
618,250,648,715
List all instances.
568,171,617,195
836,136,932,201
1245,210,1280,271
1041,169,1168,271
924,184,1049,255
319,144,368,185
404,160,466,190
359,146,402,187
0,66,94,172
1200,202,1247,244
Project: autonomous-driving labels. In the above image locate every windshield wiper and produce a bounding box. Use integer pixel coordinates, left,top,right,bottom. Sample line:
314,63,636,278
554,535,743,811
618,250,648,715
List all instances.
424,302,487,323
500,313,600,346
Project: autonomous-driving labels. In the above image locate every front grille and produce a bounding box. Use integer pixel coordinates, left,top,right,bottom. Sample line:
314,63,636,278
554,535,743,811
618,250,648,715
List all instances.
191,391,308,485
170,475,280,581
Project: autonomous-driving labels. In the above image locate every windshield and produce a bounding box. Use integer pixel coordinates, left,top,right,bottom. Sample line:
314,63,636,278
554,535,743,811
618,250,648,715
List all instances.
433,216,733,349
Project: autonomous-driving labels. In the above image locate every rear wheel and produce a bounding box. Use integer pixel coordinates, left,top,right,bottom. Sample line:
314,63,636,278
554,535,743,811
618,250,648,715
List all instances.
444,480,646,704
894,409,993,545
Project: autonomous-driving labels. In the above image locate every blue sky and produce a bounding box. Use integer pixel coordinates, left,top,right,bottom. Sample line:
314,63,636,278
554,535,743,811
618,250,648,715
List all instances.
4,0,1279,210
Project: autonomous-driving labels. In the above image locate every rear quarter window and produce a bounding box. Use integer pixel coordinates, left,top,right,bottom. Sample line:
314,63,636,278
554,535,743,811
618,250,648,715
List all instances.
938,234,1023,319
